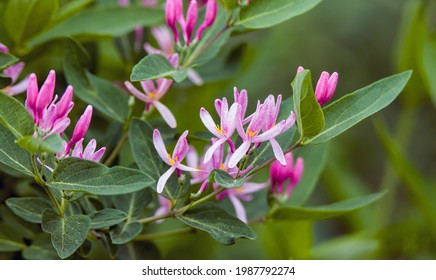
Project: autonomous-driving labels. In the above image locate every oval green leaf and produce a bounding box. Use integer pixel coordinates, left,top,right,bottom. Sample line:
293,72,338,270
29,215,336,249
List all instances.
0,125,33,177
0,92,34,139
16,134,63,154
89,208,128,230
130,54,188,83
47,157,155,195
6,197,52,223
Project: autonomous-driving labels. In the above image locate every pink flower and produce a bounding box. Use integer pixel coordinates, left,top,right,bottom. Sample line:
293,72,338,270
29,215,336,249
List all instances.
25,70,74,138
65,105,93,155
200,97,240,163
153,129,200,193
270,152,304,199
217,182,267,223
0,43,9,53
154,195,172,223
165,0,217,46
71,138,106,163
125,54,178,128
297,66,338,106
0,43,29,96
229,95,294,168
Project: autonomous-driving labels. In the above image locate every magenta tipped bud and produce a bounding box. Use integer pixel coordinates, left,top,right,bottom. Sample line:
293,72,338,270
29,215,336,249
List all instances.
315,71,338,106
184,0,198,45
270,153,304,199
166,0,183,43
35,70,56,123
66,105,93,153
0,43,8,53
56,86,74,119
195,0,218,41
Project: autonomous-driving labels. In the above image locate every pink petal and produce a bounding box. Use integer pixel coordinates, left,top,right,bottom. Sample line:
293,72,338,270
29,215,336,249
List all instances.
140,80,157,95
153,129,170,164
124,81,149,103
253,120,285,143
83,139,97,159
228,194,247,223
186,146,199,168
203,138,226,163
90,147,106,162
173,130,189,160
228,141,251,168
199,108,219,137
72,138,84,158
5,76,29,96
35,70,56,120
157,166,176,193
176,163,201,172
153,101,177,128
270,138,286,166
187,69,203,85
4,62,25,83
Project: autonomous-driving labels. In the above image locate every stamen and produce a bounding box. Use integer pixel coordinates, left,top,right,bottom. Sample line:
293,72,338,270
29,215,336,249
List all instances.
247,129,258,137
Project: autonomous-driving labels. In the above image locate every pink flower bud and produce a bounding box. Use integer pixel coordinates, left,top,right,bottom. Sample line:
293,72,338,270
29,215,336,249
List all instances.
35,70,56,124
315,71,338,106
195,0,218,41
270,153,304,199
25,74,38,117
66,105,93,154
184,0,198,45
0,43,8,53
166,0,183,43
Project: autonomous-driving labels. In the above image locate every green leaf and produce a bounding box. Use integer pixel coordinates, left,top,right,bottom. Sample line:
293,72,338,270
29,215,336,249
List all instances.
29,6,164,47
189,9,232,67
110,222,143,245
270,191,387,221
217,0,238,11
131,54,188,83
3,0,59,45
307,71,412,144
237,0,322,29
41,209,91,259
109,188,152,244
286,143,329,206
6,197,52,223
0,222,26,252
16,133,63,154
209,169,245,189
421,28,436,107
0,52,18,70
22,233,60,260
55,0,94,23
0,92,35,139
292,69,325,139
177,202,256,245
89,208,128,230
0,125,33,177
63,40,129,122
47,157,155,195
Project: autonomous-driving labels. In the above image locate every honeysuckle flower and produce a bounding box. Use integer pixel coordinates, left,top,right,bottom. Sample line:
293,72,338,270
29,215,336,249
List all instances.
65,105,93,155
200,97,240,163
297,66,338,106
25,70,74,138
154,195,172,223
145,25,203,86
153,129,200,193
124,54,178,128
71,138,106,162
166,0,217,46
233,87,252,124
216,182,268,223
270,152,304,199
229,96,292,168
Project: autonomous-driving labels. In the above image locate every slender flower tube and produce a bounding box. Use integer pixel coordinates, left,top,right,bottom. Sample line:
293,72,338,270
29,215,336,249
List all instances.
153,129,200,193
125,54,178,128
297,66,338,106
184,0,198,46
195,0,218,41
65,105,93,154
270,153,304,198
71,138,106,162
200,97,240,163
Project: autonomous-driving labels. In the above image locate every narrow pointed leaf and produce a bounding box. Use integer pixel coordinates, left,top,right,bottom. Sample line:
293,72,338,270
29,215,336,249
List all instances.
237,0,322,29
307,71,412,144
271,191,387,221
177,202,256,245
47,157,154,195
41,209,91,259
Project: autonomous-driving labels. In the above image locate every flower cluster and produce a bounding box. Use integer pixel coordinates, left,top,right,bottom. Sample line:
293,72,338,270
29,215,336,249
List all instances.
270,152,304,199
166,0,218,46
25,70,105,162
0,43,29,96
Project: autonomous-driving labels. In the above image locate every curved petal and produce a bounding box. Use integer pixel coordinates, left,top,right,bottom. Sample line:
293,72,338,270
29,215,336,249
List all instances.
143,43,161,55
5,76,29,95
71,138,84,158
228,141,251,168
4,62,25,83
90,147,106,163
187,69,203,85
240,182,268,194
152,129,170,164
176,163,201,172
124,81,150,103
228,194,247,223
186,146,199,168
173,130,189,160
224,103,240,136
154,101,177,128
253,120,285,143
157,166,176,193
83,139,97,159
270,138,286,166
140,80,157,95
200,108,219,137
203,138,226,163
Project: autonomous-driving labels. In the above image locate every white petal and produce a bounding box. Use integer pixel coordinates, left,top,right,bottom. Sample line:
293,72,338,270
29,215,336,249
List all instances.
177,163,201,172
124,81,149,103
228,141,251,168
203,138,226,163
199,108,219,137
157,166,176,193
154,101,177,128
187,69,203,85
270,138,286,166
228,194,247,223
152,129,170,164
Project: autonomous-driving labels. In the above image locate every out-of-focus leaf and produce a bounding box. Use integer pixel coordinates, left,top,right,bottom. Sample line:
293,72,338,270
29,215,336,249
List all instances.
0,222,26,252
22,233,60,260
63,40,130,122
41,209,91,259
3,0,59,45
0,52,18,70
28,6,164,47
130,54,188,82
47,157,154,195
271,191,386,220
55,0,94,23
237,0,322,29
177,202,256,245
209,169,245,189
307,71,412,144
